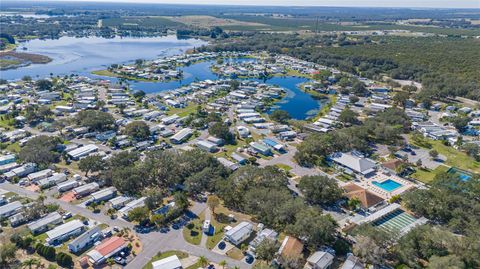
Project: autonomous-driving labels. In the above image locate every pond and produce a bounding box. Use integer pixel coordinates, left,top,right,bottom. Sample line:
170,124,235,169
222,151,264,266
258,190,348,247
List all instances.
98,59,325,120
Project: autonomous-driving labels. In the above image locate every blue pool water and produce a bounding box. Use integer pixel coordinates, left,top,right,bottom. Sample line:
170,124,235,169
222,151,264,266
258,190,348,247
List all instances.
372,179,402,192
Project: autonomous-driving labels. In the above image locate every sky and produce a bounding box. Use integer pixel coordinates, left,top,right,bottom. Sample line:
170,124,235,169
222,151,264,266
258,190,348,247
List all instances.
21,0,480,9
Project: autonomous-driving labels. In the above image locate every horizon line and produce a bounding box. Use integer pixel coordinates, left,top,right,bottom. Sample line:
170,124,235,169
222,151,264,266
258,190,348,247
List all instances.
3,0,480,10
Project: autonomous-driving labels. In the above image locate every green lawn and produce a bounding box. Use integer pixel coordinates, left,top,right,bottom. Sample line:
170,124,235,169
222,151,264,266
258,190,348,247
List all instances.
166,103,198,117
206,216,227,250
143,250,189,269
275,163,292,172
182,211,204,245
411,165,449,184
91,69,159,82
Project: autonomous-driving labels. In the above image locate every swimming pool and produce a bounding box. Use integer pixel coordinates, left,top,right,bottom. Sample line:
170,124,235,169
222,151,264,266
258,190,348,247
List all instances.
372,179,402,192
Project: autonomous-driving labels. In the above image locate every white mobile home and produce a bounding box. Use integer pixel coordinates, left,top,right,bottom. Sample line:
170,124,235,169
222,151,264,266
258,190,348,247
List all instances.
46,219,85,245
27,212,63,234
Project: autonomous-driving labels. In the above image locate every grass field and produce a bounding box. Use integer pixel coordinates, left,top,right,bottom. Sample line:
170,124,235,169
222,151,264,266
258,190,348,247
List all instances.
143,250,189,269
182,211,204,245
411,165,449,184
166,103,199,117
91,69,159,82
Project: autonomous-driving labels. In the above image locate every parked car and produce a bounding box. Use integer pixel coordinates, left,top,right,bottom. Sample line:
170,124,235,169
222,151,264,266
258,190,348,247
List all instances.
62,212,72,220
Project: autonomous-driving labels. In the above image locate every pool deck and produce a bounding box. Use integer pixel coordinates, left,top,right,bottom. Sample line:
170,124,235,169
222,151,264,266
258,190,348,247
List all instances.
359,172,416,199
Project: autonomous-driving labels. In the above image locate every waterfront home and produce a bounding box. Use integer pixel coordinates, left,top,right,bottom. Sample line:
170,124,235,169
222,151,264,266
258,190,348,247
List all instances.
224,221,253,245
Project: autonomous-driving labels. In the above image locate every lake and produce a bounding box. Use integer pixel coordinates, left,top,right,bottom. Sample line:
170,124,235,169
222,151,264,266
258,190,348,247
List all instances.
1,36,324,119
1,35,207,80
98,59,325,120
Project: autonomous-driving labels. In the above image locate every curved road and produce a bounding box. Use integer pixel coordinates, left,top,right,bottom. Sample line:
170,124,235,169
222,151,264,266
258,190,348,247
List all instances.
0,182,250,269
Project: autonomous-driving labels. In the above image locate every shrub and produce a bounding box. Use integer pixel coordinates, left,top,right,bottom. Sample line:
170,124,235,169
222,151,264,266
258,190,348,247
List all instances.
56,252,73,268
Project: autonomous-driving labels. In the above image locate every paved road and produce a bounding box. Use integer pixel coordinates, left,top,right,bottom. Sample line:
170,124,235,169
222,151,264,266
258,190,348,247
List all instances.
0,182,251,269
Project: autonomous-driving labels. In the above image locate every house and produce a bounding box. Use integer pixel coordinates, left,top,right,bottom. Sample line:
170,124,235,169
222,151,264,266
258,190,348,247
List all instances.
217,157,239,171
67,144,99,160
27,169,53,183
4,163,37,179
170,128,193,144
109,196,132,210
249,228,278,254
27,212,63,234
46,219,85,245
207,136,224,146
278,236,304,259
118,197,146,219
152,255,183,269
37,173,68,189
331,152,377,176
9,212,26,227
68,225,102,253
343,183,385,212
340,254,364,269
250,142,272,156
57,180,79,192
305,251,335,269
161,114,180,125
0,201,23,219
196,140,218,152
224,221,253,245
73,182,100,198
89,187,117,203
0,154,15,165
231,153,247,165
87,236,127,265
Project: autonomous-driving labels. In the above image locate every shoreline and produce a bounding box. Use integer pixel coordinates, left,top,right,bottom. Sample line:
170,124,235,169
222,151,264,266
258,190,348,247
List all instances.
0,51,52,70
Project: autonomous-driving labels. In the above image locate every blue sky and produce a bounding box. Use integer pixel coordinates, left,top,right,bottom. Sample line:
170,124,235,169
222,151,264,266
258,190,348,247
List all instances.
23,0,480,9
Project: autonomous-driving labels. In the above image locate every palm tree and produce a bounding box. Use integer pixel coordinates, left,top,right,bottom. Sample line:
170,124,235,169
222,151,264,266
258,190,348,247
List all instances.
22,258,40,269
219,260,227,269
198,256,208,267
